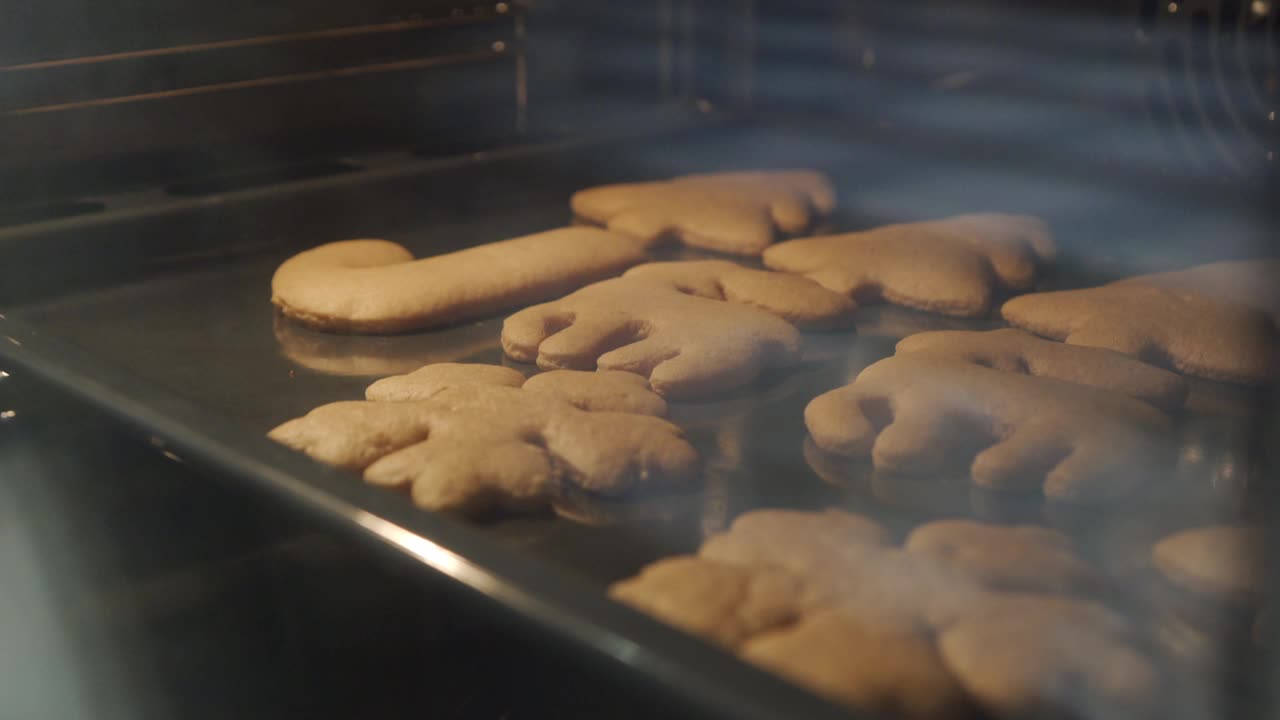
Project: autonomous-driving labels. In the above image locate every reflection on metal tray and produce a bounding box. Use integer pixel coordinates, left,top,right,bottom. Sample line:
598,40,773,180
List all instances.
0,125,1268,720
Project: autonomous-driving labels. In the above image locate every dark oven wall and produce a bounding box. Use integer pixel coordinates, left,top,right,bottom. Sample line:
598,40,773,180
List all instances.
1,0,718,212
746,0,1277,181
736,0,1278,265
2,0,1275,235
1,1,525,204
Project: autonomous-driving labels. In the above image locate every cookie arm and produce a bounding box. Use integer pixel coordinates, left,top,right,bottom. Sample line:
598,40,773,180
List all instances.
502,304,575,363
805,385,882,457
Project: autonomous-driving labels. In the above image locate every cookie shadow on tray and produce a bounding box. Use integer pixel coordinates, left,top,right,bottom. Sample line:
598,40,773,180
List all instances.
499,486,710,584
802,437,1046,524
851,304,1000,341
1182,376,1260,417
273,312,504,378
550,482,705,530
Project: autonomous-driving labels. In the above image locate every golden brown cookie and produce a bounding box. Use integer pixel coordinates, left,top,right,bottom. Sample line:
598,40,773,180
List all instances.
1001,275,1278,384
501,277,804,398
1125,259,1280,322
698,509,892,580
271,228,647,333
805,354,1173,501
622,260,857,329
1152,525,1266,602
700,511,989,628
762,213,1056,317
614,510,1158,719
608,556,804,649
365,363,525,401
571,170,835,255
895,328,1189,411
822,549,995,630
268,383,698,517
905,519,1104,596
742,608,971,720
366,363,668,416
522,369,669,416
939,596,1157,719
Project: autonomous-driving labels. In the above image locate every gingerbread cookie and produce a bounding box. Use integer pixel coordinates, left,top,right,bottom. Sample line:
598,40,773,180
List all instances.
271,227,646,333
622,260,857,329
805,355,1173,501
699,512,985,628
762,213,1056,317
1125,259,1280,322
608,556,803,649
1002,276,1278,384
939,596,1157,719
1152,525,1266,602
501,277,803,398
366,363,669,417
817,549,995,630
522,369,669,416
905,519,1103,596
698,509,892,580
571,170,835,255
365,363,525,401
743,609,970,720
896,328,1189,411
268,381,698,517
613,510,1157,718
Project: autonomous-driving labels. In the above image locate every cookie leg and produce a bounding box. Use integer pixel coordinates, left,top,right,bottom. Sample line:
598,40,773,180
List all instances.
799,267,858,296
608,208,676,247
976,243,1038,292
536,315,645,370
871,405,959,475
378,441,554,516
1064,322,1150,358
804,386,884,457
361,435,448,492
268,403,432,472
648,350,764,398
970,426,1072,493
1043,446,1145,503
766,193,813,235
598,337,682,376
546,414,700,495
502,306,575,363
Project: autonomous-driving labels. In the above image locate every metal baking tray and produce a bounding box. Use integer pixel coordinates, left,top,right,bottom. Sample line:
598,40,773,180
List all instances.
0,122,1268,719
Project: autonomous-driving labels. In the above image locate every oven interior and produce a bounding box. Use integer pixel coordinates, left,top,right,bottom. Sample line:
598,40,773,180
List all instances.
1,1,1278,719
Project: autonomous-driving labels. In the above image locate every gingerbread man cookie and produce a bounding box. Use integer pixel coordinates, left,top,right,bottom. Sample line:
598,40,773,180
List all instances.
502,277,804,398
571,170,836,255
805,355,1173,501
1002,269,1279,384
269,368,697,517
763,213,1056,317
